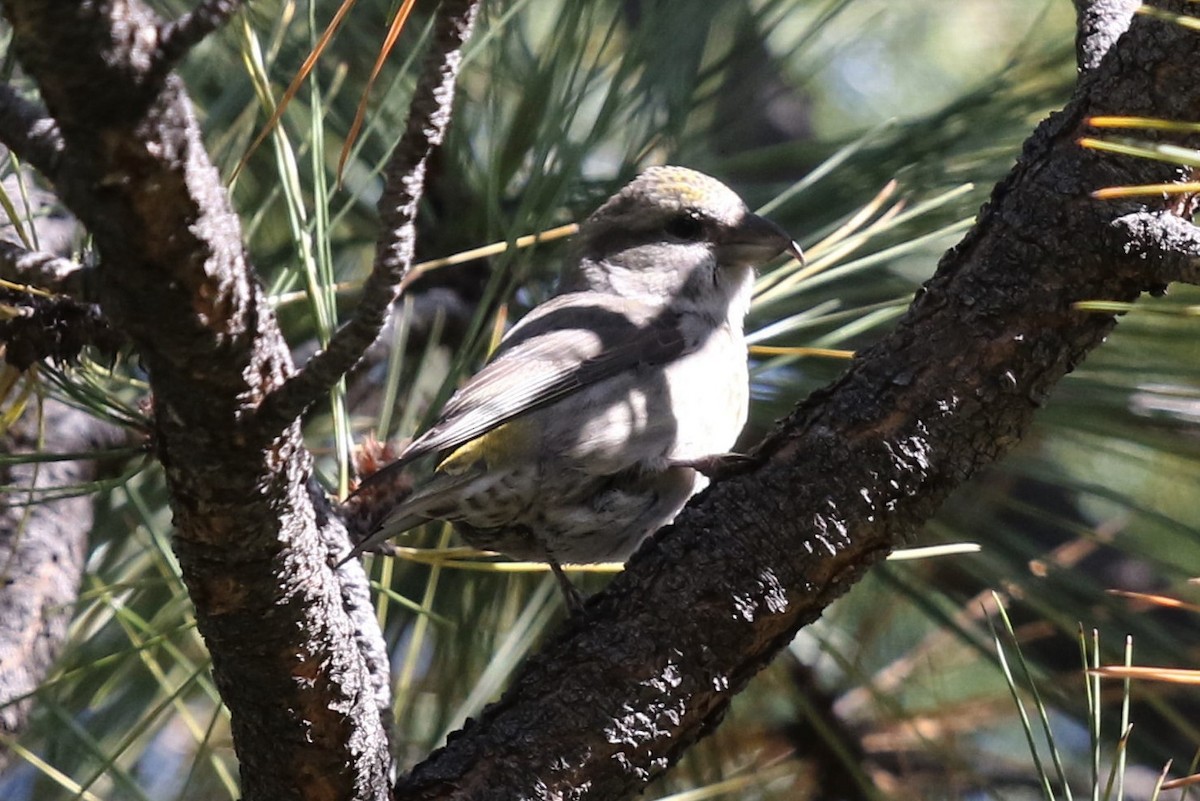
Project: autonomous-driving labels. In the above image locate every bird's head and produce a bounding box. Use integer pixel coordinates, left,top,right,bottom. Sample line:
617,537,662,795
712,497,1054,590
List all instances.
564,166,802,315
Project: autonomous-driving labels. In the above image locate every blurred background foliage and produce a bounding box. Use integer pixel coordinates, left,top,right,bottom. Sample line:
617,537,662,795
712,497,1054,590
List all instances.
3,0,1199,798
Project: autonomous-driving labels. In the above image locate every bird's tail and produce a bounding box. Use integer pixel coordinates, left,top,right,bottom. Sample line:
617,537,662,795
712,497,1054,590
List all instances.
337,468,483,567
337,511,429,566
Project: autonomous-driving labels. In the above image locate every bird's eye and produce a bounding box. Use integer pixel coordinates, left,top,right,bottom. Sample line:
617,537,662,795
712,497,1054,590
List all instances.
664,213,706,242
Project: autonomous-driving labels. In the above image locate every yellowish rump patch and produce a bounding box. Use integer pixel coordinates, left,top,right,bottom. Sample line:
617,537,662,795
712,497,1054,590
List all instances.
437,418,536,475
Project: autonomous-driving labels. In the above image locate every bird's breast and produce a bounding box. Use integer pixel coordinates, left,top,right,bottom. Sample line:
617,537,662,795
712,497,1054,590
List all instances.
534,318,748,472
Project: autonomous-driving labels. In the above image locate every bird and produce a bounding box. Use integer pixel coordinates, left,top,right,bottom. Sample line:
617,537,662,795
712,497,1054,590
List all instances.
342,166,802,602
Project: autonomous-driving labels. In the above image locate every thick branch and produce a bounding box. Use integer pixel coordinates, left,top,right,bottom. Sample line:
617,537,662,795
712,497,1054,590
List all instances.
2,1,393,798
0,399,123,773
254,0,481,438
396,4,1200,799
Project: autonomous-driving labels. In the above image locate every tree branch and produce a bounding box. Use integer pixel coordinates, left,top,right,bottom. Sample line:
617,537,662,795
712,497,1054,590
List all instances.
0,398,124,773
2,0,393,797
154,0,247,76
395,3,1200,798
1072,0,1139,72
0,84,65,183
0,240,88,297
253,0,481,439
1112,210,1200,285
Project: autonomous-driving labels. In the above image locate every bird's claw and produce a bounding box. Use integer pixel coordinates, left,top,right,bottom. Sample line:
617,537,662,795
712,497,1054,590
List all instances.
669,452,755,479
549,558,586,614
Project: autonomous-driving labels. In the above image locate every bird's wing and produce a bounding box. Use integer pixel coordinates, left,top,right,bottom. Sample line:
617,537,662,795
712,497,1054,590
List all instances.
407,292,687,458
352,293,689,496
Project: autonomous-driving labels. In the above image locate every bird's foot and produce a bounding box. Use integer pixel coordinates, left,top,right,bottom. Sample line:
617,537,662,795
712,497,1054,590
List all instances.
669,452,755,479
548,558,586,614
334,537,398,569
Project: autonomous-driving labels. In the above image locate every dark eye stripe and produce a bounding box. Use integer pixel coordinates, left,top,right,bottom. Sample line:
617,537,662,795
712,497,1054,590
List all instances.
664,213,706,242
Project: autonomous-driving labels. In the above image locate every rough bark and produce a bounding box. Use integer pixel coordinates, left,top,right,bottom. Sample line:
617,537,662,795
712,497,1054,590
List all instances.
1073,0,1139,70
0,1,393,798
395,3,1200,799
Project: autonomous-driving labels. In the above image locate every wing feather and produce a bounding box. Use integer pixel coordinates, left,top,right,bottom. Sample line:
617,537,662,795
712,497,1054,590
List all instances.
406,292,686,458
352,293,689,497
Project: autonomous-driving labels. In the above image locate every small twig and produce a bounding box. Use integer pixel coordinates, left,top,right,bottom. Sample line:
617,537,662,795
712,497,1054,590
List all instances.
1113,210,1200,286
0,240,88,297
154,0,248,75
253,0,481,437
0,85,65,183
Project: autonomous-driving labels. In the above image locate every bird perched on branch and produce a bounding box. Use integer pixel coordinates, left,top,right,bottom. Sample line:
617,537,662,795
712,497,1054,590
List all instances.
343,166,802,602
